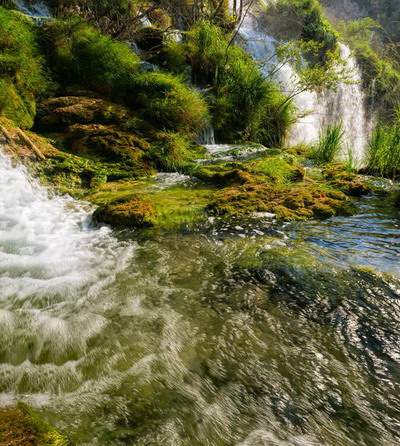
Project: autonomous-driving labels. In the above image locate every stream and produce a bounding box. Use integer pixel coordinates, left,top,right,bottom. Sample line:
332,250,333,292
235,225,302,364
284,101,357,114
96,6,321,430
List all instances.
1,151,400,445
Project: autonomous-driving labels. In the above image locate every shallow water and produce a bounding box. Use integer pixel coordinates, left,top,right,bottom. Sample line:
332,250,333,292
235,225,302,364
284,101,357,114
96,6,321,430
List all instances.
1,153,400,445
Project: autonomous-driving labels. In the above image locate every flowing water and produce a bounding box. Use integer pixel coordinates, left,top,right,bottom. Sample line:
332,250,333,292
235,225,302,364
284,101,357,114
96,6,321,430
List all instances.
235,0,371,165
1,150,400,445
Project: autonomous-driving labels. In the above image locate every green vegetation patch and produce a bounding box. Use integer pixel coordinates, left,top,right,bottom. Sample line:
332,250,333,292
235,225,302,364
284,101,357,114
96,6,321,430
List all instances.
186,20,293,146
41,19,209,137
0,7,54,128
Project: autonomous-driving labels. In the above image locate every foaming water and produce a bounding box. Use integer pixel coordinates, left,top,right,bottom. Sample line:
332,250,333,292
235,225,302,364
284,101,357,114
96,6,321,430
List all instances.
0,151,133,302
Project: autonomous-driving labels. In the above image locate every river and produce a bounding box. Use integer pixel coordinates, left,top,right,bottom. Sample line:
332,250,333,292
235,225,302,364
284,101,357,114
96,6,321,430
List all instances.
1,150,400,445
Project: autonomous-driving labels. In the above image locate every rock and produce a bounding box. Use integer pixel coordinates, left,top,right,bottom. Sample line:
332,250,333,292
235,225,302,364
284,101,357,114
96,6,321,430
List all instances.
93,197,156,228
36,96,130,131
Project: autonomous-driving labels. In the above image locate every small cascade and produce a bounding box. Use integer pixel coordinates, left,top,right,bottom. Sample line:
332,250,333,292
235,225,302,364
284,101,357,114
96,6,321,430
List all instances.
321,44,371,165
234,0,371,165
0,148,133,301
13,0,51,18
198,125,216,145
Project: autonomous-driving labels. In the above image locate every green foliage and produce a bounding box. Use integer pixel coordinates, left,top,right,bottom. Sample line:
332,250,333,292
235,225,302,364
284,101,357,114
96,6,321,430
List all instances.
41,18,139,96
311,123,344,164
186,20,293,146
368,111,400,178
148,131,200,171
132,71,209,135
42,19,209,136
269,0,338,60
0,7,53,127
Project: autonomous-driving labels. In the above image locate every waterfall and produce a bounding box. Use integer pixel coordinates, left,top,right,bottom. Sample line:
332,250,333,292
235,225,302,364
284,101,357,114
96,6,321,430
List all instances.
235,1,370,165
198,125,216,145
13,0,51,18
0,149,133,302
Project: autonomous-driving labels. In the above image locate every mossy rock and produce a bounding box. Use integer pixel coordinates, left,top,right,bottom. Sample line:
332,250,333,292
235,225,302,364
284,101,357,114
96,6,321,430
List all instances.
209,181,351,221
0,404,68,445
323,163,371,196
66,123,152,170
36,96,130,131
93,196,156,228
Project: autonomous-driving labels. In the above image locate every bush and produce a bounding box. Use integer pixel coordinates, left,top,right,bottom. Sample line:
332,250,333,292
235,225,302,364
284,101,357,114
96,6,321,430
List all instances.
148,131,195,171
269,0,338,62
41,18,139,97
311,123,344,164
42,19,209,136
186,20,293,146
0,7,53,127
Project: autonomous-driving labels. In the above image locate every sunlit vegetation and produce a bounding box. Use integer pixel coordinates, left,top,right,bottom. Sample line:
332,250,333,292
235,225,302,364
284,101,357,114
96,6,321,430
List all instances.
0,7,54,128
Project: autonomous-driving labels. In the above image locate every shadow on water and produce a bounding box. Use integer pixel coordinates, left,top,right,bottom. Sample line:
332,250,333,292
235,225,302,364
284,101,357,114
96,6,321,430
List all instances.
1,165,400,446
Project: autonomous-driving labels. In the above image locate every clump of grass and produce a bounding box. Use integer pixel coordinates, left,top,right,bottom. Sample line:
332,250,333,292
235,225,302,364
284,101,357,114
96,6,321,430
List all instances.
312,123,344,164
368,114,400,179
186,20,294,146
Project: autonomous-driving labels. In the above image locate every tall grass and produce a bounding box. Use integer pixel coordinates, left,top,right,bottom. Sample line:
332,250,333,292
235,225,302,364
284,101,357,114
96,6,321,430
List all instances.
368,116,400,179
312,123,344,164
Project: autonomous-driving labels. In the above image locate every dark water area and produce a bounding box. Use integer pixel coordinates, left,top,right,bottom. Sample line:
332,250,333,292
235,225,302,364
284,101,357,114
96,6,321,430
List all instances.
1,155,400,446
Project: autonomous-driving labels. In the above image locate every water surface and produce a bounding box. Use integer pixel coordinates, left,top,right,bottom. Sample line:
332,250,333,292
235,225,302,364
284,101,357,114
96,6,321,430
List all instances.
1,154,400,445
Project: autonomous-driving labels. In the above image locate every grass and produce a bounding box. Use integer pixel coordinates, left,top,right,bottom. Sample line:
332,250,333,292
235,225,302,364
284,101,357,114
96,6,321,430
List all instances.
311,123,344,164
368,116,400,179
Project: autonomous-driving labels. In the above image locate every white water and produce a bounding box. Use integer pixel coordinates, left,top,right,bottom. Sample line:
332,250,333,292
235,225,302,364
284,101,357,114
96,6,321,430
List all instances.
0,149,133,303
235,0,370,165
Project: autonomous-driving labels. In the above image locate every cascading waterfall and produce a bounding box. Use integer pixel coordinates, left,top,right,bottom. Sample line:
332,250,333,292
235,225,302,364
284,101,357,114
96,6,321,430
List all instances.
13,0,51,18
235,0,371,165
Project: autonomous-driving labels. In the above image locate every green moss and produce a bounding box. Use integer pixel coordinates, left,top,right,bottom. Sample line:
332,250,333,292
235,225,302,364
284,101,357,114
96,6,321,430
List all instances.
93,196,156,228
209,180,351,221
147,131,204,171
90,180,215,229
36,96,131,131
0,7,54,128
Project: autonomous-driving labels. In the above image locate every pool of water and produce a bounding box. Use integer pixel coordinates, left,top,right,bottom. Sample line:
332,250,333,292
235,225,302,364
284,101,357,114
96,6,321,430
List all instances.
1,153,400,445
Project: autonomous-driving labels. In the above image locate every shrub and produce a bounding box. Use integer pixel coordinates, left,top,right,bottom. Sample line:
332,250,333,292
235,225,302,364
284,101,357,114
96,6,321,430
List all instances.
0,7,53,127
186,20,293,145
131,72,209,135
311,123,344,164
41,19,209,136
148,131,195,171
41,18,139,97
268,0,338,61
